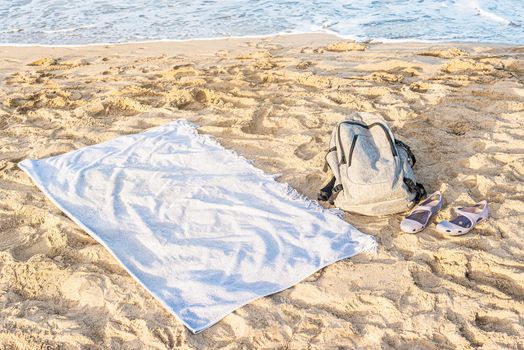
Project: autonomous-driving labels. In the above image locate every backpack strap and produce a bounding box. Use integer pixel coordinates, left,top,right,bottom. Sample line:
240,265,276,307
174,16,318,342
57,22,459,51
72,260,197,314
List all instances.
317,175,343,203
318,176,336,201
395,139,416,167
319,145,344,202
403,177,426,205
322,146,337,172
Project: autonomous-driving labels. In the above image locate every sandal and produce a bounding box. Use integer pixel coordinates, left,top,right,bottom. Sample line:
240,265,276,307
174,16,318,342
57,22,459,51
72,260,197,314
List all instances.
436,200,488,236
400,191,443,233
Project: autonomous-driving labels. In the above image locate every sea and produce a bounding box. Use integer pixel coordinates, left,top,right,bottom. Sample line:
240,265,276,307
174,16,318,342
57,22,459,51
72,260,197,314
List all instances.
0,0,522,45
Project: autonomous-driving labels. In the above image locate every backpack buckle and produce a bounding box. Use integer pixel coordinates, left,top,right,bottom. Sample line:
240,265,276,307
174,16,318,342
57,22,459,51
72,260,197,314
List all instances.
404,178,426,204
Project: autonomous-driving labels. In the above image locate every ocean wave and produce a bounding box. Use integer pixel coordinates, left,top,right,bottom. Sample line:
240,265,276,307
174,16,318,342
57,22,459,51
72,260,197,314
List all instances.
0,0,522,45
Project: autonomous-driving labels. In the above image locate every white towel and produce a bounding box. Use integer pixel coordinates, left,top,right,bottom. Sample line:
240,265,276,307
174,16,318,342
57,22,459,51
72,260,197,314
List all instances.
19,120,376,333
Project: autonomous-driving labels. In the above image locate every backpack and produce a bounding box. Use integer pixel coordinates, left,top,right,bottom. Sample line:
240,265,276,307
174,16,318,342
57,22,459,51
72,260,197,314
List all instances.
318,113,426,216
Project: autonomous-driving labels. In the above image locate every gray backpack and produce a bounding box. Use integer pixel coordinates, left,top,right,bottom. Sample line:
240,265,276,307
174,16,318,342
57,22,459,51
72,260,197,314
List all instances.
318,113,426,216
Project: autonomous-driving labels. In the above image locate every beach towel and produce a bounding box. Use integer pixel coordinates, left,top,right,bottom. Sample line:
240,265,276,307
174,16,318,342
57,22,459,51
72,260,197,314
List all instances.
18,120,376,333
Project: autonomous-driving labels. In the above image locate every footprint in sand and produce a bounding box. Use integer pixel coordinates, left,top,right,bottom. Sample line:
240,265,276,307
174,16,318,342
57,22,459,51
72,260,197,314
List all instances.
447,121,474,136
241,105,273,135
0,216,28,251
475,314,520,336
294,136,323,161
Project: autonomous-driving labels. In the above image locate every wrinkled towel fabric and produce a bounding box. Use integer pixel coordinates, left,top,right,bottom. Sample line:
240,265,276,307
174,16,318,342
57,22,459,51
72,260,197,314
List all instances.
19,120,377,333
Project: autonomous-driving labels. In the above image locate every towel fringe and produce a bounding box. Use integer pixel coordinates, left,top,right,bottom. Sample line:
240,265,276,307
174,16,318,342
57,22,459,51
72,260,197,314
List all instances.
361,236,379,255
328,208,346,219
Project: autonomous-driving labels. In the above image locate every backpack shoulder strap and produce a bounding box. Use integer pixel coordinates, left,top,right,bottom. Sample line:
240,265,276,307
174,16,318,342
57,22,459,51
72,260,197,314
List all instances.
322,146,337,172
395,139,416,167
319,123,345,202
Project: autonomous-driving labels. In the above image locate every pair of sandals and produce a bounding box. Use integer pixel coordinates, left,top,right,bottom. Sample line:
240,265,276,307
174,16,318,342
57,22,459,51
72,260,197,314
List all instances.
400,191,489,235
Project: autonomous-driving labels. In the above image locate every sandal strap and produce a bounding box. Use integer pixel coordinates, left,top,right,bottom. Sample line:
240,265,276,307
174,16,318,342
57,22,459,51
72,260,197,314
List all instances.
413,205,434,213
412,203,440,216
454,208,481,225
411,191,443,214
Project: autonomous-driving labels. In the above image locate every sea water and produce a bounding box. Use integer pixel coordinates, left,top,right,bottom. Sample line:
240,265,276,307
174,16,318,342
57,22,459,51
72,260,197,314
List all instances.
0,0,522,45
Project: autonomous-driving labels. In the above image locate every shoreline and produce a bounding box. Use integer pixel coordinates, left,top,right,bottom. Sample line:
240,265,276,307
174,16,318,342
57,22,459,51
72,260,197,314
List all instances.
0,31,521,49
0,33,520,67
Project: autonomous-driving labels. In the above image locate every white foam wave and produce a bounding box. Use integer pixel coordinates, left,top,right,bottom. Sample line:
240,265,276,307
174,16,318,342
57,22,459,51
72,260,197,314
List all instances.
0,0,521,45
476,8,511,25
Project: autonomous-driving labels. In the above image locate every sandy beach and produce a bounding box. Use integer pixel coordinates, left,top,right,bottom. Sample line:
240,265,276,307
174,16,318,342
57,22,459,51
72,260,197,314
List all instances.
0,33,523,349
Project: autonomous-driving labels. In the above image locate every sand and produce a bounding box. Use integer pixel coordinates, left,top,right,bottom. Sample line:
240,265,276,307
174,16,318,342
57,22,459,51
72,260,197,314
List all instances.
0,33,523,349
